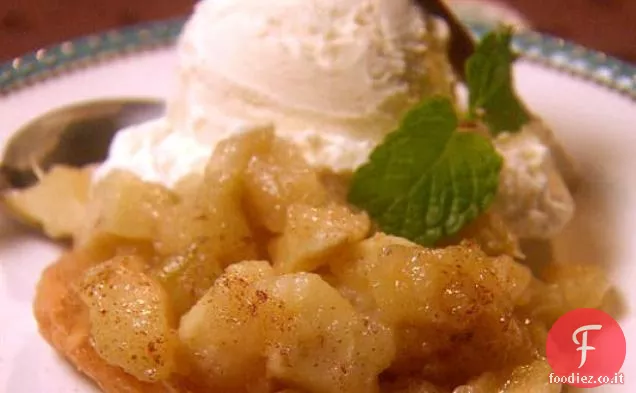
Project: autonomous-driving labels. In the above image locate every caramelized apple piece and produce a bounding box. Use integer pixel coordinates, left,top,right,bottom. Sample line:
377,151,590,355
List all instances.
260,273,394,393
490,256,533,304
441,211,522,258
518,263,610,326
81,170,177,244
244,138,328,232
454,358,560,393
4,164,92,239
382,378,446,393
179,261,274,390
155,130,277,313
151,245,223,317
79,255,177,382
542,263,609,310
180,261,394,393
270,203,370,273
333,234,536,385
157,129,270,265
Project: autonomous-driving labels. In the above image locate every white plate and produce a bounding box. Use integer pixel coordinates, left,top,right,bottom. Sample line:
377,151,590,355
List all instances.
0,21,635,392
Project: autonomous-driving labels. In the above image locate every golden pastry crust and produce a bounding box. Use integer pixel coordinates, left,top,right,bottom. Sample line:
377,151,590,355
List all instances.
33,251,186,393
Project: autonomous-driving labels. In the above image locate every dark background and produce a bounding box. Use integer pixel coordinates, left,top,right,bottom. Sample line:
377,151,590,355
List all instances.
1,0,636,63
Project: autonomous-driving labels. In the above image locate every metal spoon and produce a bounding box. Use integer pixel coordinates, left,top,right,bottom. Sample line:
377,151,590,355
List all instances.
0,98,164,192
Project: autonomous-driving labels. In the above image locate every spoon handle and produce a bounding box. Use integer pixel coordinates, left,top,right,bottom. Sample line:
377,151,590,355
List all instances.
414,0,476,81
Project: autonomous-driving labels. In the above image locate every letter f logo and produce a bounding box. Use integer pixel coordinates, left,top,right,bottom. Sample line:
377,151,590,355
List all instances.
572,324,602,368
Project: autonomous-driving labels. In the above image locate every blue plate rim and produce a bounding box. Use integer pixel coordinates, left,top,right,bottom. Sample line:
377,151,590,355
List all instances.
1,18,635,99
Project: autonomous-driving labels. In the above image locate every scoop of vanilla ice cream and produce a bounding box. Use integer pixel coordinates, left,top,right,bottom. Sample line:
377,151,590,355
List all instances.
493,122,575,238
97,0,453,187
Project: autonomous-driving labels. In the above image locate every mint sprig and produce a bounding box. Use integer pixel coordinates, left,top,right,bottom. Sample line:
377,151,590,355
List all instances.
466,26,531,134
347,97,502,246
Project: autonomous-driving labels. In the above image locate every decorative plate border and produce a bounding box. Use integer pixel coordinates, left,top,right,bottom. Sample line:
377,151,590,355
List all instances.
1,18,635,98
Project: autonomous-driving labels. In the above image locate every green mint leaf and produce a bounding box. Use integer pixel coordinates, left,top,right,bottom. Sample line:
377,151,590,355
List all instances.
348,97,503,247
466,26,531,134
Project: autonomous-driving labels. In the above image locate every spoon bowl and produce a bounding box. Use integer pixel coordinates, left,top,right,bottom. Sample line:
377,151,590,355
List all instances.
0,98,164,191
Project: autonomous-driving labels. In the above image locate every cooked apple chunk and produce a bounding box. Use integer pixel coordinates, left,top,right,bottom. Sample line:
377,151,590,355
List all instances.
244,138,328,233
332,235,536,385
4,164,93,239
78,255,177,382
156,128,270,266
455,358,560,393
81,170,177,243
442,211,522,258
179,261,394,393
517,263,610,326
179,261,275,390
270,203,370,273
153,129,277,316
151,245,223,318
260,273,395,393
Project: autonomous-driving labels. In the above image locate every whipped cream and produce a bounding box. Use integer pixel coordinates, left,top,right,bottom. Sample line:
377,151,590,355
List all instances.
493,122,575,238
95,119,269,187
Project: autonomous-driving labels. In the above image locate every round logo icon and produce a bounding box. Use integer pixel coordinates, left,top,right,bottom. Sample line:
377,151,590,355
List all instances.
546,308,626,388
